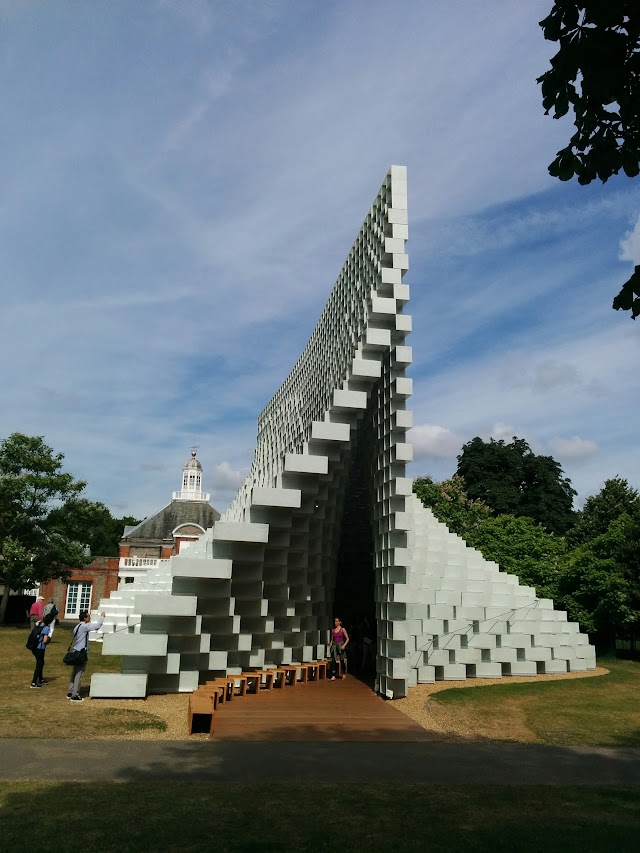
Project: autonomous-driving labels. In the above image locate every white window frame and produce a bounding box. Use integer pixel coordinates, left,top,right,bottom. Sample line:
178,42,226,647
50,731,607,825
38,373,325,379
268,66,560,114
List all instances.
65,582,92,619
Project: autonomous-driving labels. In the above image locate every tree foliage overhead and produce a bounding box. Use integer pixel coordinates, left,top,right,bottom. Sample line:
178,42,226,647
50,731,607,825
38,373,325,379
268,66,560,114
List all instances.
455,436,576,535
538,1,640,184
0,433,94,622
538,1,640,318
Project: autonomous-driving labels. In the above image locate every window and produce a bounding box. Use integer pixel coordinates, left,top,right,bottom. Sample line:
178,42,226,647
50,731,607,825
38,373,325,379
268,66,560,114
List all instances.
125,577,134,584
65,582,92,619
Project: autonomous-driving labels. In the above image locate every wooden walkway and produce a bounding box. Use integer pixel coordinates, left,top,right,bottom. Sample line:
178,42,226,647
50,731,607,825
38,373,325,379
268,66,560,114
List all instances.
212,675,440,741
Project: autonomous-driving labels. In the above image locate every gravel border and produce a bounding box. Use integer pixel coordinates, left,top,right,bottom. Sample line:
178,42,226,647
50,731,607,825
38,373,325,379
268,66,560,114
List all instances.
394,667,610,740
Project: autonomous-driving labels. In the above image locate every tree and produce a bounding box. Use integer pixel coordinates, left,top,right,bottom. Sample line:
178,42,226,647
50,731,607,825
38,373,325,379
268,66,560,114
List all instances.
569,476,640,545
48,499,140,558
537,1,640,317
413,475,492,539
557,513,640,650
456,436,576,535
0,433,93,623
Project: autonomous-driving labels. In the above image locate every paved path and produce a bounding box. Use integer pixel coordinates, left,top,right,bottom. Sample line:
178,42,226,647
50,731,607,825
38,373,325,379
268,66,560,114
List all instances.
3,676,640,784
2,738,640,784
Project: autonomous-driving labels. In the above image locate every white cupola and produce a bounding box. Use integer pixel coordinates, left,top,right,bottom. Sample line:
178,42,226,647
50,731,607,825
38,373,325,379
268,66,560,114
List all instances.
172,448,210,502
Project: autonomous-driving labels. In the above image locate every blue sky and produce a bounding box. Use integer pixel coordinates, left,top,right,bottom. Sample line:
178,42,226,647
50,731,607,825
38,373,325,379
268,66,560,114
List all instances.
1,0,638,518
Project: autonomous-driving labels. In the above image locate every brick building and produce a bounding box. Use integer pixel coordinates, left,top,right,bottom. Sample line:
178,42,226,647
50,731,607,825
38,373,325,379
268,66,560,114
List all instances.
39,557,120,621
39,450,220,620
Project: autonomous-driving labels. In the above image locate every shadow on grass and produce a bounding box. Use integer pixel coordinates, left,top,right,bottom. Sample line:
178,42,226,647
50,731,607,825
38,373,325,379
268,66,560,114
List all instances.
1,780,639,852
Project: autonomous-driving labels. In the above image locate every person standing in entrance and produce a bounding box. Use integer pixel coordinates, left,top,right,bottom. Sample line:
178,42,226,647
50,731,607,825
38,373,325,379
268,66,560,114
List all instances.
67,610,105,702
329,617,349,680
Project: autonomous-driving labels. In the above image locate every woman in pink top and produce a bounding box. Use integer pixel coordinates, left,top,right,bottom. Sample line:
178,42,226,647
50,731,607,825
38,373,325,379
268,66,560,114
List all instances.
329,617,350,680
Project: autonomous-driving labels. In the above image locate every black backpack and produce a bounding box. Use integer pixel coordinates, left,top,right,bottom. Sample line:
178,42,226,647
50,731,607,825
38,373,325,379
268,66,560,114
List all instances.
26,623,44,651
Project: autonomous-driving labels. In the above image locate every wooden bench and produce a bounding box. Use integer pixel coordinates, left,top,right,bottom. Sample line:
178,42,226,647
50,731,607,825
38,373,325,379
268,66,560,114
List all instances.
269,667,290,689
214,675,247,700
202,681,227,707
279,664,302,686
188,659,333,737
243,670,275,695
224,675,247,698
295,663,311,684
307,660,328,682
188,693,216,736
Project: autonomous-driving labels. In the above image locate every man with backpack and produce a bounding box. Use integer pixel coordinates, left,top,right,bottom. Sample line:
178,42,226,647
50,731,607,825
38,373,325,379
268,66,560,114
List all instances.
28,613,54,688
67,610,105,702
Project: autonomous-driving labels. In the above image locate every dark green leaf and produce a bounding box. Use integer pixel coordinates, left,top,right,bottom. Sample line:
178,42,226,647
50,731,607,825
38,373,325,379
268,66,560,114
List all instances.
612,266,640,317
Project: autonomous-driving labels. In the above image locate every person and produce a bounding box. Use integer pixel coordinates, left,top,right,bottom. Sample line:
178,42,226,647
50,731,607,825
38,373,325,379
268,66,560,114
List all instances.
67,610,105,702
28,596,44,630
42,599,59,636
328,616,349,680
30,613,54,688
360,615,374,674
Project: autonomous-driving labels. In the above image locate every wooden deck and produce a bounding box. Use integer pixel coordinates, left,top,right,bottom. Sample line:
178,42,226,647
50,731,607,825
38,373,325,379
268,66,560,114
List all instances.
212,675,440,741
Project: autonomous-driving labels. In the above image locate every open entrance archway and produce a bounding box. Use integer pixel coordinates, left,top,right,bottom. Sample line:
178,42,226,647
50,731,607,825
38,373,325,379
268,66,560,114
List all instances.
332,433,377,681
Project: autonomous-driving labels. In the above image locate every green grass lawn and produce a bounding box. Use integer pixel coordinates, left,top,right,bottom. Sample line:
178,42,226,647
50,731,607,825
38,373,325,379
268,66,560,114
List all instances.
1,628,639,850
433,658,640,747
0,781,639,852
0,625,166,737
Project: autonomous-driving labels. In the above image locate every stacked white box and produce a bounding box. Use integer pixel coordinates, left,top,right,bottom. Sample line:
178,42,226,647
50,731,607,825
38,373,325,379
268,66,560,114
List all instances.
90,166,596,700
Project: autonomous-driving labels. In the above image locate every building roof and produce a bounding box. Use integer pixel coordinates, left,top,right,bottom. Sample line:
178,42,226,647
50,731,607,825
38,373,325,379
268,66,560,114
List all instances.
122,500,220,542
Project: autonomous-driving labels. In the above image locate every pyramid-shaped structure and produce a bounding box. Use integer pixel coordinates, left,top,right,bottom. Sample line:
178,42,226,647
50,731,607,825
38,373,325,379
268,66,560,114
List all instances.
90,166,595,699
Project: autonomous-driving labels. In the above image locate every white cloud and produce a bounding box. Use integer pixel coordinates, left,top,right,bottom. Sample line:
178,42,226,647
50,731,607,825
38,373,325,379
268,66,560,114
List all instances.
211,461,248,495
547,436,598,460
620,213,640,264
532,360,581,391
488,422,515,442
422,191,639,262
499,355,581,393
208,461,250,513
411,425,463,461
